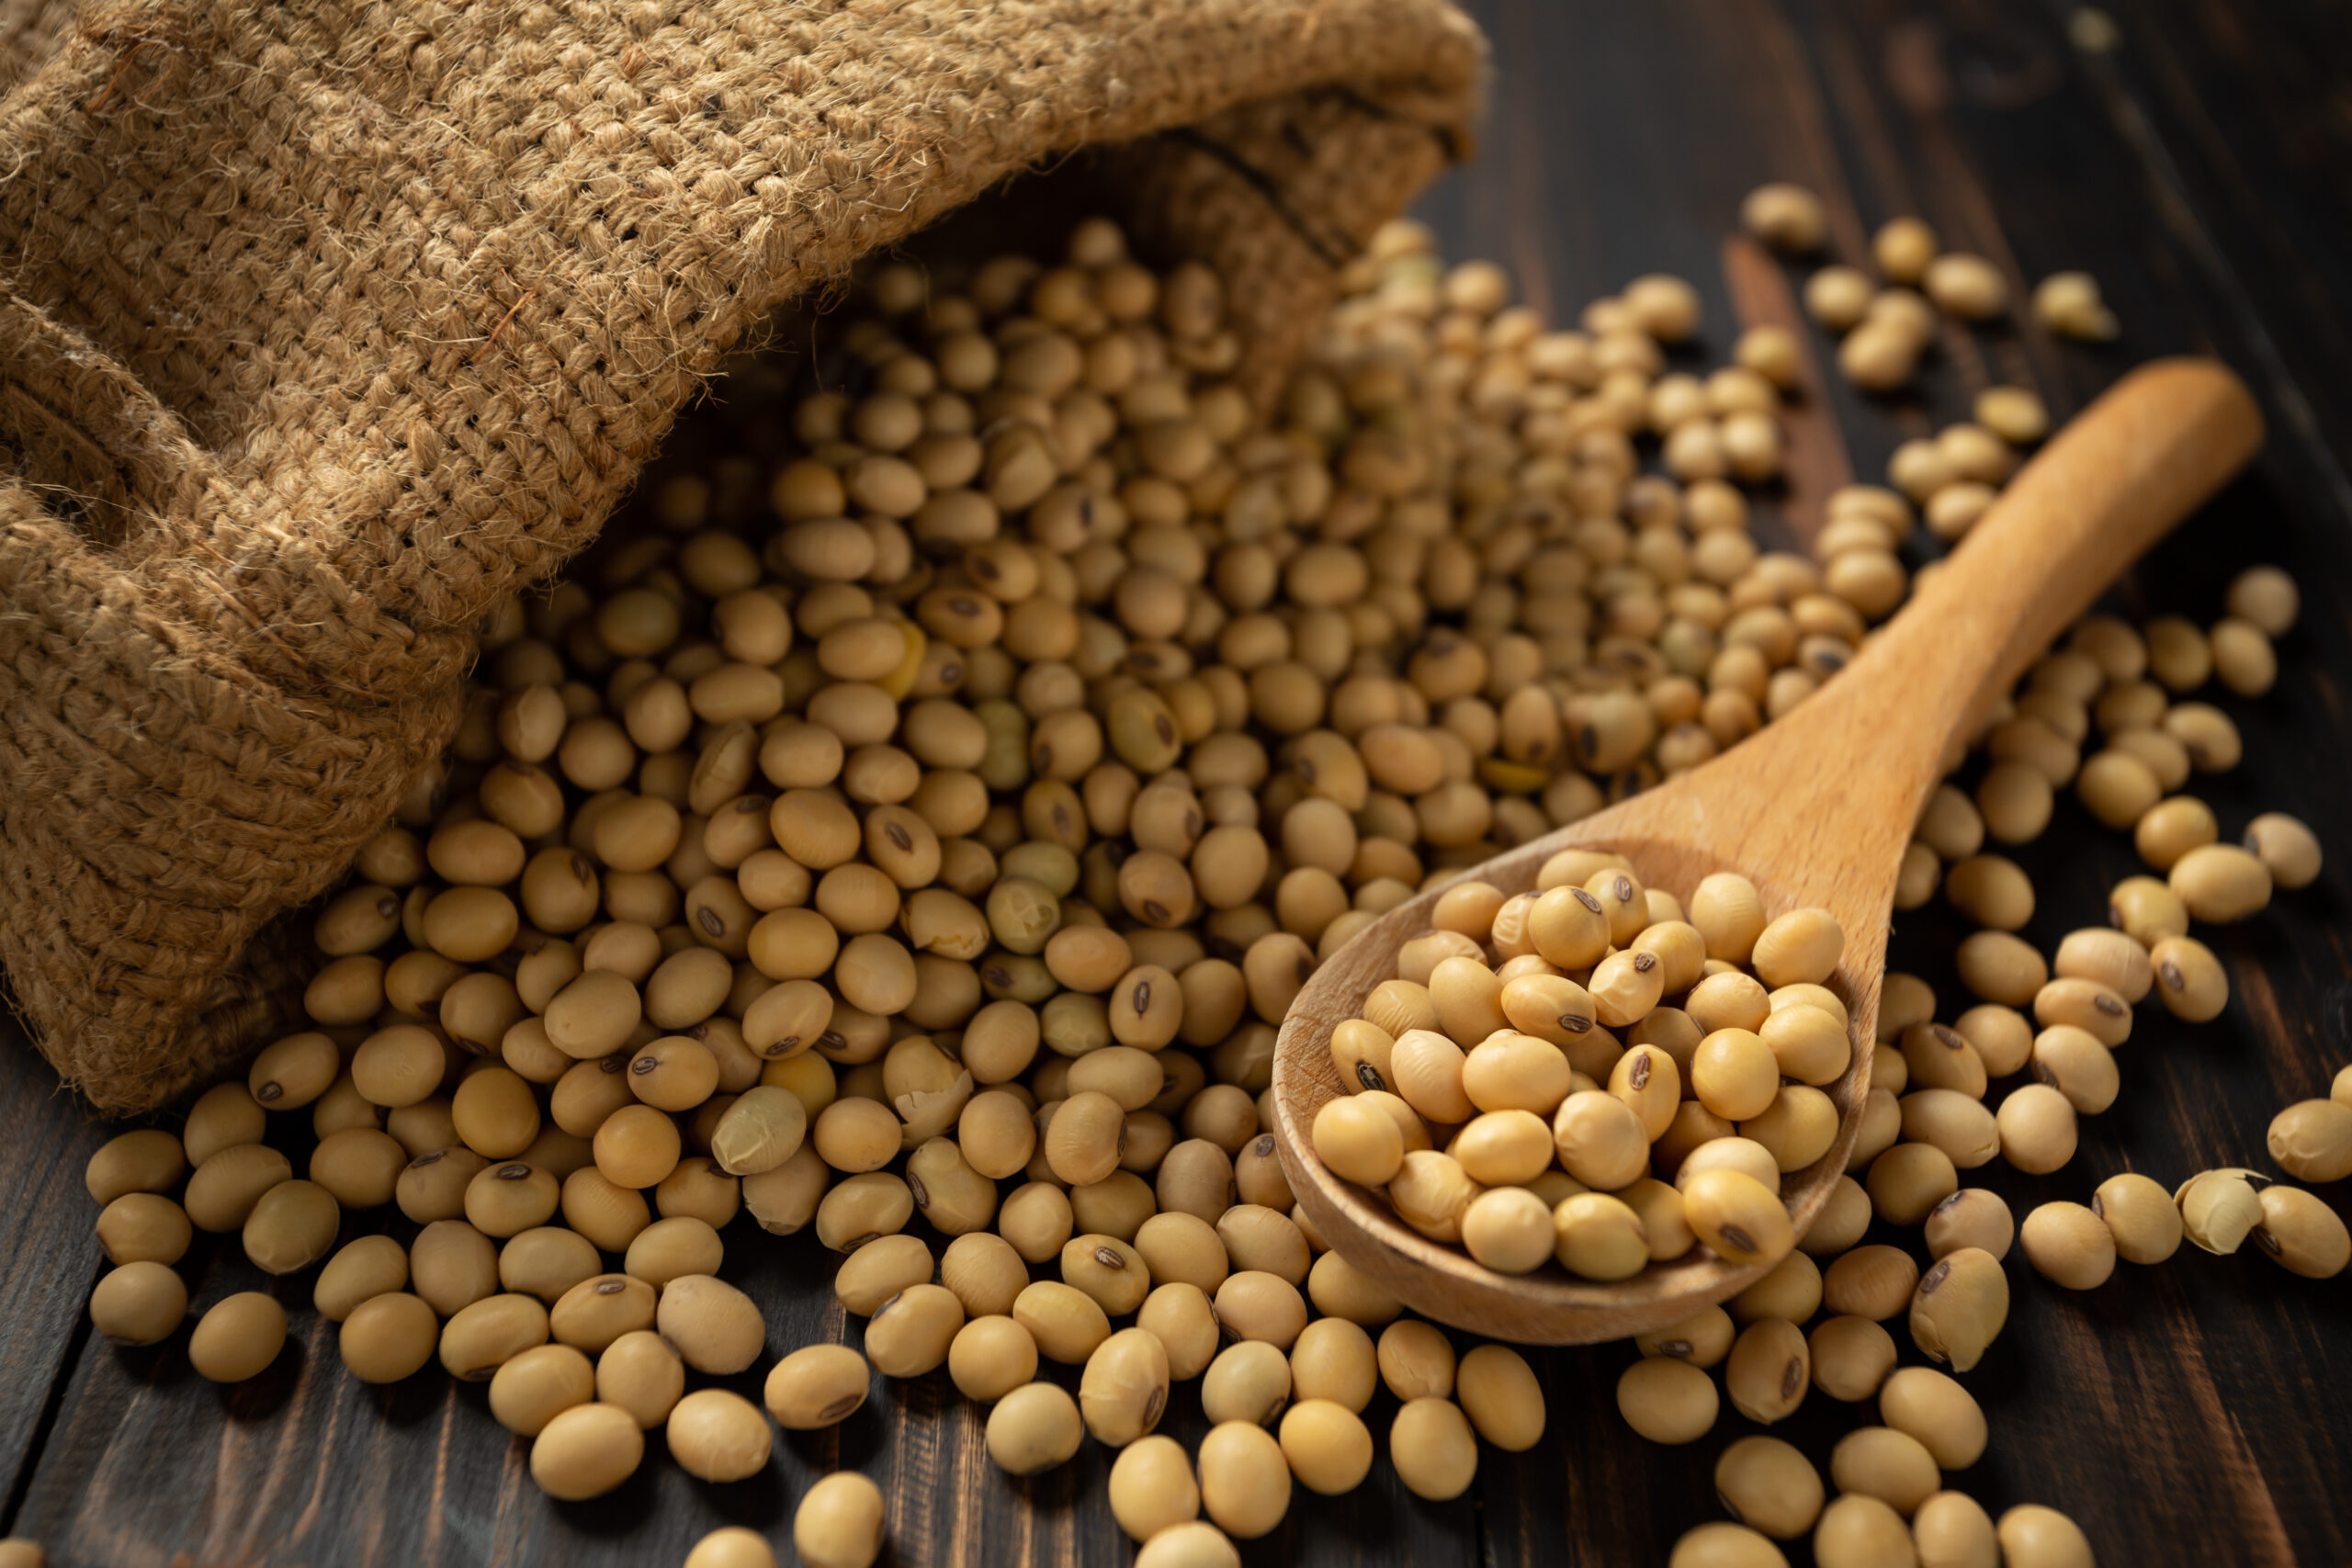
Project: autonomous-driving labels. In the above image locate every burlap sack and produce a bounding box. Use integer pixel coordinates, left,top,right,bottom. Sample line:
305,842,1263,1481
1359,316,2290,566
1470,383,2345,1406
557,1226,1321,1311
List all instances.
0,0,1484,1112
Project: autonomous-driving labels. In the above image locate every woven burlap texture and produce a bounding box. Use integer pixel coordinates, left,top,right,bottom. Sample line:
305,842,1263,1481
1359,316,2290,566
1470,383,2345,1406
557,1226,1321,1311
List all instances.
0,0,1484,1113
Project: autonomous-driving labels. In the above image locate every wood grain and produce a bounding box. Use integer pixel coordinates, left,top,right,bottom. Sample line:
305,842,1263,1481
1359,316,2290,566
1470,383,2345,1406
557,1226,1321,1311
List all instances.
3,1,2350,1564
0,1043,107,1524
1717,231,1855,541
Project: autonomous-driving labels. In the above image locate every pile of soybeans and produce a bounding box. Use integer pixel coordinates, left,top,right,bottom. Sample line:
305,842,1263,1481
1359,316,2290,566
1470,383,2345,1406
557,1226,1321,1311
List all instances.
55,188,2347,1568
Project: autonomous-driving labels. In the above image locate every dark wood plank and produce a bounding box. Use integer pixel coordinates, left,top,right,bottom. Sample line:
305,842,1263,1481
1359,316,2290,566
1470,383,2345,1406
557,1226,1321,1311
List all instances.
0,1021,110,1523
8,0,2352,1563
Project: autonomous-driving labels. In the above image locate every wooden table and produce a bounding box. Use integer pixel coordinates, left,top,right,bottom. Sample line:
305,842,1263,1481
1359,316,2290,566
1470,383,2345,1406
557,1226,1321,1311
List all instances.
4,2,2348,1562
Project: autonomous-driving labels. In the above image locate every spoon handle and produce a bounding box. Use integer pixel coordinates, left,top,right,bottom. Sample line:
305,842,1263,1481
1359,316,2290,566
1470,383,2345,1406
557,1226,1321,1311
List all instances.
1842,357,2261,792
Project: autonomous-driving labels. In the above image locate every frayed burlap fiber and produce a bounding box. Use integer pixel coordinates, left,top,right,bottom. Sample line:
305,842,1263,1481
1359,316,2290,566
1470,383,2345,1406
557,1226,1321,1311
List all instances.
0,0,1485,1112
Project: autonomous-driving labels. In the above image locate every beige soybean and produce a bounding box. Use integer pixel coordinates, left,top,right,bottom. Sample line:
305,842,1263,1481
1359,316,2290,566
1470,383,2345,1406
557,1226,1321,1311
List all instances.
1387,1149,1481,1245
684,1529,777,1568
1636,1305,1736,1369
2169,842,2272,922
551,1273,658,1353
1138,1283,1221,1382
1310,1097,1405,1188
2034,976,2132,1048
184,1143,294,1233
1617,1355,1721,1444
1013,1280,1111,1364
439,1292,549,1381
1784,1169,1868,1259
1951,1004,2032,1078
865,1283,965,1379
1551,1090,1648,1190
340,1292,440,1382
1829,1427,1940,1517
1131,1213,1227,1296
1671,1524,1792,1568
1909,1247,2008,1372
1468,1035,1580,1118
1749,908,1842,987
184,1084,268,1167
1080,1326,1172,1447
1880,1365,1986,1469
352,1024,451,1107
1215,1269,1307,1349
667,1389,773,1483
1822,1247,1919,1322
766,1344,873,1428
947,1315,1040,1403
1807,1315,1897,1403
1682,1168,1793,1266
1284,1316,1377,1414
2030,1026,2119,1114
1813,1495,1914,1568
1194,1338,1288,1428
1742,1086,1838,1172
311,1127,408,1210
2053,927,2154,1003
832,1234,933,1315
1761,1004,1849,1087
86,1130,189,1206
1460,1187,1556,1275
1730,1253,1823,1327
2149,935,2228,1021
529,1402,644,1500
1692,1029,1780,1122
1278,1400,1374,1496
1455,1343,1544,1450
2091,1172,2181,1264
1109,1435,1201,1541
2110,874,2190,946
1996,1506,2096,1568
186,1292,287,1383
1954,931,2046,1006
1216,1205,1306,1286
1194,1419,1292,1537
96,1193,192,1268
1724,1318,1808,1425
248,1032,345,1111
1553,1192,1651,1281
1869,1143,1959,1225
1389,1396,1480,1501
651,1273,763,1379
2244,811,2322,889
465,1162,561,1239
1714,1436,1824,1539
796,1472,888,1568
2254,1186,2351,1279
2135,795,2218,872
243,1179,341,1274
2177,1168,2267,1255
815,1173,915,1252
1133,1522,1240,1568
2267,1099,2352,1183
489,1343,597,1436
397,1146,484,1232
987,1381,1084,1475
1913,1493,1998,1568
1619,1178,1695,1263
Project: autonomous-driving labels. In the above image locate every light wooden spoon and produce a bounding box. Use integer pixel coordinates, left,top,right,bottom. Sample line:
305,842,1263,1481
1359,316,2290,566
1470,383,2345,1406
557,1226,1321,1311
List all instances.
1270,358,2263,1345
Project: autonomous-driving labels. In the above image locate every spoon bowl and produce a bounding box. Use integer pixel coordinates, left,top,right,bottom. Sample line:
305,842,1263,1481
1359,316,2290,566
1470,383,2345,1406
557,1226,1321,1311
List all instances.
1271,359,2263,1344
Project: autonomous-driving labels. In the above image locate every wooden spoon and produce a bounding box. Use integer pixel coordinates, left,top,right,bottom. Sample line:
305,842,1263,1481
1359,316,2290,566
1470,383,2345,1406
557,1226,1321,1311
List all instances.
1270,358,2263,1344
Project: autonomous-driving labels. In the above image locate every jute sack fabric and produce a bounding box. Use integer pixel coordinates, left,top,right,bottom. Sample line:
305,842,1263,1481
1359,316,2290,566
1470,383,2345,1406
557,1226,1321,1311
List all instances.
0,0,1485,1112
